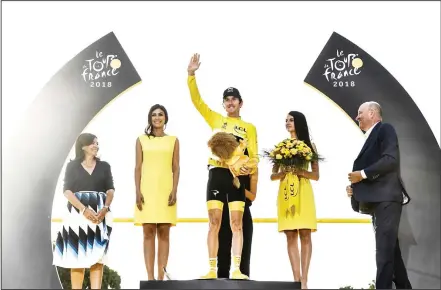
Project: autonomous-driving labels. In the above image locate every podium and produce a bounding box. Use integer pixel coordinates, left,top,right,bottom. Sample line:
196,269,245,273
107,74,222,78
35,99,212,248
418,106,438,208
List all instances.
140,279,301,289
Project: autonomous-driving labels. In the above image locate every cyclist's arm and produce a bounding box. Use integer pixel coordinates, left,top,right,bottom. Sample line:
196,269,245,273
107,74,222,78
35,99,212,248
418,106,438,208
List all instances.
247,124,259,163
187,75,222,128
246,124,259,201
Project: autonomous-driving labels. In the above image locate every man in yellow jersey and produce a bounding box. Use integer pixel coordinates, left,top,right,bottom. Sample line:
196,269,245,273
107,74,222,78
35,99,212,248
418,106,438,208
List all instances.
187,53,259,280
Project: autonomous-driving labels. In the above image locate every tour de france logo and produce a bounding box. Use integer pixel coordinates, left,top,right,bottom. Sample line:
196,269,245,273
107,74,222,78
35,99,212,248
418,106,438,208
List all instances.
81,50,121,88
323,49,363,88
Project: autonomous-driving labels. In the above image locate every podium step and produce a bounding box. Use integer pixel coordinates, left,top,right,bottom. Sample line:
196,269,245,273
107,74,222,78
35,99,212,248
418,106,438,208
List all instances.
140,279,301,289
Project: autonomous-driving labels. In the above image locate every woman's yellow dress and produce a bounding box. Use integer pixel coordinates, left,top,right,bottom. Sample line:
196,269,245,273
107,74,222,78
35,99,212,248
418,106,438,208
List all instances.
277,162,317,232
134,135,177,226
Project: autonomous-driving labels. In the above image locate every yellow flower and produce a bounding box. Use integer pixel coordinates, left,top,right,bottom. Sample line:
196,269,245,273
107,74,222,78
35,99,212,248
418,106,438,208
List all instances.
306,155,312,161
270,151,275,157
285,142,293,148
276,154,283,160
290,148,298,155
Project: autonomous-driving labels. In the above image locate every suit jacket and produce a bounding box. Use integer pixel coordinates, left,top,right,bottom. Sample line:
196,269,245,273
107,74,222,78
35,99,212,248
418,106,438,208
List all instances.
351,122,411,213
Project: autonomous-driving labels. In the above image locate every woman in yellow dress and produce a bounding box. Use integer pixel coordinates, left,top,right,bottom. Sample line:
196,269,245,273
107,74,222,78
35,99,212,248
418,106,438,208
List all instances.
134,104,180,281
270,111,320,289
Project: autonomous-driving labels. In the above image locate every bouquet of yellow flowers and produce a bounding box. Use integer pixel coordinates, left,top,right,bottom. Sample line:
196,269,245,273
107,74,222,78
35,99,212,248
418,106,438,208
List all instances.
262,138,323,217
262,138,321,168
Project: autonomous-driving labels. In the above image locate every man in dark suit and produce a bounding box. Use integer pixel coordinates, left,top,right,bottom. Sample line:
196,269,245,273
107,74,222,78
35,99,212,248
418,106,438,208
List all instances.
347,101,412,289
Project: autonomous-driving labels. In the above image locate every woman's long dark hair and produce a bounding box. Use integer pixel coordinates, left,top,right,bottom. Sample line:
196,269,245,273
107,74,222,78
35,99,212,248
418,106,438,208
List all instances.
74,133,98,161
145,104,169,138
288,111,316,154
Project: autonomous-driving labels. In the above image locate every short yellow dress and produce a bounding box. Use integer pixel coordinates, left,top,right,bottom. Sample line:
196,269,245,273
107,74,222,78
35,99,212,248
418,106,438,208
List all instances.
277,162,317,232
134,135,177,226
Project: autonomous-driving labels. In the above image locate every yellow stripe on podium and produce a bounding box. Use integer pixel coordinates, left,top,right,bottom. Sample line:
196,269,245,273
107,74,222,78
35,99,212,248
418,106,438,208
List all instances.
50,217,371,223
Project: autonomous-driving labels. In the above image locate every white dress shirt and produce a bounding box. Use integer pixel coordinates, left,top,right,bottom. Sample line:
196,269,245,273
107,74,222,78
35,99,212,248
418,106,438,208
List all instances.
361,122,380,179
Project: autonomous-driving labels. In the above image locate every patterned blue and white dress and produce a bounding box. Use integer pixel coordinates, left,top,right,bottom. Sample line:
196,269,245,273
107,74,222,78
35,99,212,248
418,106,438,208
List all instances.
53,159,115,268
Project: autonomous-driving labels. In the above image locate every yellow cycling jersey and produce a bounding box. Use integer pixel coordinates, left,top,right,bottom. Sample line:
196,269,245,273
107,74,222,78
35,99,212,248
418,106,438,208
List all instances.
187,75,259,168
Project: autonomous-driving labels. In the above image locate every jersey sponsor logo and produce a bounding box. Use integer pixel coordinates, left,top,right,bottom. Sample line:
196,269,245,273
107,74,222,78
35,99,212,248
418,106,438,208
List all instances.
211,190,219,196
234,125,247,135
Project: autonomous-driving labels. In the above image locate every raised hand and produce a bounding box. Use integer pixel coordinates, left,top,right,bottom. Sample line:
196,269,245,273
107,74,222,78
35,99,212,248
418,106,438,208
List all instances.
187,53,201,75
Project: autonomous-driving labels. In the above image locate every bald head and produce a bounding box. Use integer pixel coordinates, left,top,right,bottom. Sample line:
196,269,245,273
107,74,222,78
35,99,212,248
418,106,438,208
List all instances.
366,101,382,118
356,101,383,131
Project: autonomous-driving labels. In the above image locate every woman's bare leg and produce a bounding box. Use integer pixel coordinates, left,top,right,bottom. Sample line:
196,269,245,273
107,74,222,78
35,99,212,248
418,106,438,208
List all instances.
157,223,171,280
89,263,104,289
299,229,312,289
285,230,301,281
143,223,158,280
70,268,85,289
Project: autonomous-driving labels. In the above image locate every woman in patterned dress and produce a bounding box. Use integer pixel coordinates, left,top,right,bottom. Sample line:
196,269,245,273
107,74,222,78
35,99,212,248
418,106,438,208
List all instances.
53,133,115,289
